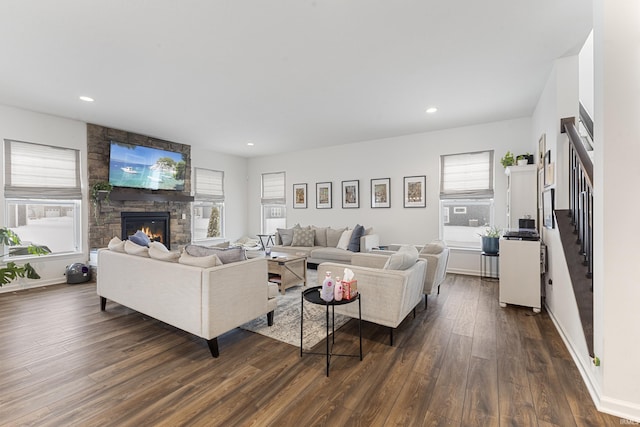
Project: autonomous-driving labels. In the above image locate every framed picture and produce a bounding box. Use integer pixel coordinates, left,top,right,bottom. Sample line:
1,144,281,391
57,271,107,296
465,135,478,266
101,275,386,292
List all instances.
403,175,426,208
544,150,553,186
316,182,332,209
543,188,555,229
341,180,359,208
538,134,546,169
293,183,307,209
371,178,391,208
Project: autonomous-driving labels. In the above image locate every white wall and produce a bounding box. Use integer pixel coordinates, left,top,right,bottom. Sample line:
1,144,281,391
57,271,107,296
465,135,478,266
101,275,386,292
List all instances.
247,117,532,274
594,0,640,419
190,146,249,242
0,104,88,292
579,30,595,120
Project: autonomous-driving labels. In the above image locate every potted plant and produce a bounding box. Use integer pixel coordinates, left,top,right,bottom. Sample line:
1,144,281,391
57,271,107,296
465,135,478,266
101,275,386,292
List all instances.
91,181,113,224
516,154,528,166
500,151,515,168
0,228,49,286
479,225,502,254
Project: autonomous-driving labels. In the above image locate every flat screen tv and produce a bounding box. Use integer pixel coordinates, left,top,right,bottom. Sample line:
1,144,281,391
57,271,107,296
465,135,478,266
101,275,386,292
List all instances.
109,141,186,191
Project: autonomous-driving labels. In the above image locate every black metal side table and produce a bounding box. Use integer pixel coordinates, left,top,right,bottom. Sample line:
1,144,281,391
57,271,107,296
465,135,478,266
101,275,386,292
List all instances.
300,286,362,377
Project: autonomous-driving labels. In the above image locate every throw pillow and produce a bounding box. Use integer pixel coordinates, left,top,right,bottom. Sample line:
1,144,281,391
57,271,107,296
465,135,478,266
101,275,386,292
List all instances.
149,241,169,252
108,236,126,252
347,224,365,252
383,245,418,270
312,226,328,246
276,227,296,246
149,245,180,262
420,240,446,255
326,227,347,248
178,252,220,268
184,244,246,264
291,227,315,247
129,230,151,247
336,229,354,250
124,240,150,257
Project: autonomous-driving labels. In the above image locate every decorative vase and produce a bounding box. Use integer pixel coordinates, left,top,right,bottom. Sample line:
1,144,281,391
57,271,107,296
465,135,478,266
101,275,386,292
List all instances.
481,236,499,254
517,159,528,166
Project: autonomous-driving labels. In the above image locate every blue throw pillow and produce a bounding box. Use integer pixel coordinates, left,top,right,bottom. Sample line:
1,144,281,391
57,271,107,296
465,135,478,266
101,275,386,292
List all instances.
129,230,151,247
348,224,365,252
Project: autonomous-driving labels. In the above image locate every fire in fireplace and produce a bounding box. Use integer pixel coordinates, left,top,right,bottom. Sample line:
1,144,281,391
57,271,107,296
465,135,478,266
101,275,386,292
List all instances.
121,212,171,249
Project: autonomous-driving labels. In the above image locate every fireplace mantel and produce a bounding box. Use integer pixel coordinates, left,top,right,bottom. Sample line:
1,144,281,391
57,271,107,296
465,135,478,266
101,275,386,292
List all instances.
110,188,194,202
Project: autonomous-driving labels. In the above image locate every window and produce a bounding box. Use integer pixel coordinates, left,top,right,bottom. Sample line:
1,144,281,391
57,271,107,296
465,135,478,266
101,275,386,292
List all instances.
440,150,494,249
261,172,286,234
192,168,224,241
4,139,82,256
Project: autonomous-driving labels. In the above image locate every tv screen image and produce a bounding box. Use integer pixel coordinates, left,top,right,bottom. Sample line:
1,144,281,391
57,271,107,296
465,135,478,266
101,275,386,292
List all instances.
109,142,186,191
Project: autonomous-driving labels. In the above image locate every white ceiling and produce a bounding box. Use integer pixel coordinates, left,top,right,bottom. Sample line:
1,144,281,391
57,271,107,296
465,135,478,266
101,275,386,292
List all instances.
0,1,592,158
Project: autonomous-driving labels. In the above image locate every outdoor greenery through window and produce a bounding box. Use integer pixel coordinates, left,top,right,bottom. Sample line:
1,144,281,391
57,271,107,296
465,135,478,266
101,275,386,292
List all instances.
4,139,82,256
193,168,224,240
440,150,494,249
261,172,286,234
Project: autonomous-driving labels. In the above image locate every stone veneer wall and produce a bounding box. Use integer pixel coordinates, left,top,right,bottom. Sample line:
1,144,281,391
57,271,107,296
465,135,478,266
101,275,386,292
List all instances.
87,123,192,250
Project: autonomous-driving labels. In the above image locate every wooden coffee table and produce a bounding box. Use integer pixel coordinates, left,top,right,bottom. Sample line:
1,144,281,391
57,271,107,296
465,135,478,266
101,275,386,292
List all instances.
267,252,307,294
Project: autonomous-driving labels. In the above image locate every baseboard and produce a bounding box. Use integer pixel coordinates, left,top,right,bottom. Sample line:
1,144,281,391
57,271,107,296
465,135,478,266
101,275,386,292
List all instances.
446,267,479,276
545,303,640,423
0,278,67,294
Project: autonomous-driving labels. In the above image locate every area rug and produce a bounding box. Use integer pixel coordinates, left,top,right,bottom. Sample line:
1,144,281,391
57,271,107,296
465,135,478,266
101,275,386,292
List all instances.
240,269,351,350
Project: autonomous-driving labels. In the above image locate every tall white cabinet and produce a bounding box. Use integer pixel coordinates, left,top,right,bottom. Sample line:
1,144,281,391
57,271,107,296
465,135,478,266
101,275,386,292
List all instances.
505,165,538,229
499,238,542,312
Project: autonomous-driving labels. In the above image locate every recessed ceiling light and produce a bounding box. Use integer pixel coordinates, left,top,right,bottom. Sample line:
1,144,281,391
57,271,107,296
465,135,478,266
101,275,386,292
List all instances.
425,107,438,114
79,96,94,102
247,142,254,146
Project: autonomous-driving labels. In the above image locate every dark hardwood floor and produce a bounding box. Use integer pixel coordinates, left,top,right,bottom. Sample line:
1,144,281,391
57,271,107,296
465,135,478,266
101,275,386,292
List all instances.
0,274,620,426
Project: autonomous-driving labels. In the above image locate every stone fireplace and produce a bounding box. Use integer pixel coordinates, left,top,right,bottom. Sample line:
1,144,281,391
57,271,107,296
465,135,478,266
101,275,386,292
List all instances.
87,124,192,250
121,211,171,248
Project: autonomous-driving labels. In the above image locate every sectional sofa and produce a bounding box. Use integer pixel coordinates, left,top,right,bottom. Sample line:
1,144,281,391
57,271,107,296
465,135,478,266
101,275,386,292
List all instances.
269,224,379,265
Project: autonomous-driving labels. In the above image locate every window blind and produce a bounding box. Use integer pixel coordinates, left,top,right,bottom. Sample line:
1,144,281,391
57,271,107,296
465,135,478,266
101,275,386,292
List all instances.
261,172,285,204
440,150,494,199
4,139,82,199
194,168,224,201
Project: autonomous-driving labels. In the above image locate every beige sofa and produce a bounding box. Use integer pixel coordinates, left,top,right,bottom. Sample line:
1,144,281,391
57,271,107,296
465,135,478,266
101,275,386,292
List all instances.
318,251,427,345
374,240,450,307
97,249,278,357
270,225,380,265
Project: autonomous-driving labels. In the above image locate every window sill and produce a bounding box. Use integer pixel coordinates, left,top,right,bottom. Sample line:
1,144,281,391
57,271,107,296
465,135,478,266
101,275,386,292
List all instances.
2,251,83,264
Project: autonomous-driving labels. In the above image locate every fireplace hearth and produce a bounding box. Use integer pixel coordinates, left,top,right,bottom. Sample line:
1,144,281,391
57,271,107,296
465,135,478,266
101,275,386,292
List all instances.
121,212,171,249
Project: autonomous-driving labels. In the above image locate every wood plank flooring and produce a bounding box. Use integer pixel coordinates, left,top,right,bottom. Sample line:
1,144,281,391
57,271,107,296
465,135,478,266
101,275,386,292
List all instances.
0,274,621,426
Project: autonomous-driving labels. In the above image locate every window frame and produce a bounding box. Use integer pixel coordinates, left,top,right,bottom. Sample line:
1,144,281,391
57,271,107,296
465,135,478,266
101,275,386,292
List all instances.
192,168,225,241
261,172,286,234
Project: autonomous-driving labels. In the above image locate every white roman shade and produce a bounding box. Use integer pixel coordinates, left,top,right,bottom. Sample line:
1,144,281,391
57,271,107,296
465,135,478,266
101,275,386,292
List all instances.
4,139,81,199
440,150,494,199
261,172,285,204
194,168,224,201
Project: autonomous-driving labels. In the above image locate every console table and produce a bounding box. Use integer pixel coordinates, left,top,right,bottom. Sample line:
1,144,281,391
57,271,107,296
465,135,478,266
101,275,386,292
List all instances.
301,286,362,377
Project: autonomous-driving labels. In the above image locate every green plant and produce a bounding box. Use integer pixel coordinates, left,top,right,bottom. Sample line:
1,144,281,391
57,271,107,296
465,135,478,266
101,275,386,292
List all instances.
517,154,526,161
479,225,502,238
500,151,515,168
0,228,49,286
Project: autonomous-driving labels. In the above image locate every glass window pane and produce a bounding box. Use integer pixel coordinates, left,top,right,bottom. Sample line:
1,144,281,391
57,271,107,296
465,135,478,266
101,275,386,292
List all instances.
441,199,493,249
5,201,79,255
262,204,286,234
193,202,224,241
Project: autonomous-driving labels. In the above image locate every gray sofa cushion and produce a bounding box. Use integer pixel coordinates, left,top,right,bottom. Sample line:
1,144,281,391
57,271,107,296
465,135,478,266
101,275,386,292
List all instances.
311,247,353,263
326,227,346,247
185,244,246,264
384,245,419,270
312,226,328,246
421,240,446,254
277,227,296,246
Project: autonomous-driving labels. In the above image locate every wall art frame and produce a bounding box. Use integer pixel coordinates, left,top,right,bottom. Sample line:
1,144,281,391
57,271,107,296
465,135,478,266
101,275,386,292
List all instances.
371,178,391,208
316,182,332,209
403,175,426,208
293,183,307,209
543,188,555,229
538,133,546,169
341,179,359,208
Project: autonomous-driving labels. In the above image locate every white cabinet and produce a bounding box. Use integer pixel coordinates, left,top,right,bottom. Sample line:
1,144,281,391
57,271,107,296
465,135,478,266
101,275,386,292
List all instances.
505,165,537,229
499,238,541,312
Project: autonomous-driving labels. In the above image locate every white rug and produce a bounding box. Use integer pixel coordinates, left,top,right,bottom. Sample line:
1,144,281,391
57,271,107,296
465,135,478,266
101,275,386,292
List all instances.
240,269,351,350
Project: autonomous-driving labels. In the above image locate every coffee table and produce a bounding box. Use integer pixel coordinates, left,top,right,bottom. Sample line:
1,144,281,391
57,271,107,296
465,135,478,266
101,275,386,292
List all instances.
267,252,307,295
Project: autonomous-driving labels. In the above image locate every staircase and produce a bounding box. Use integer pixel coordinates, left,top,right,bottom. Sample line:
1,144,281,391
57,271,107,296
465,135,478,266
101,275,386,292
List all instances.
559,103,594,357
